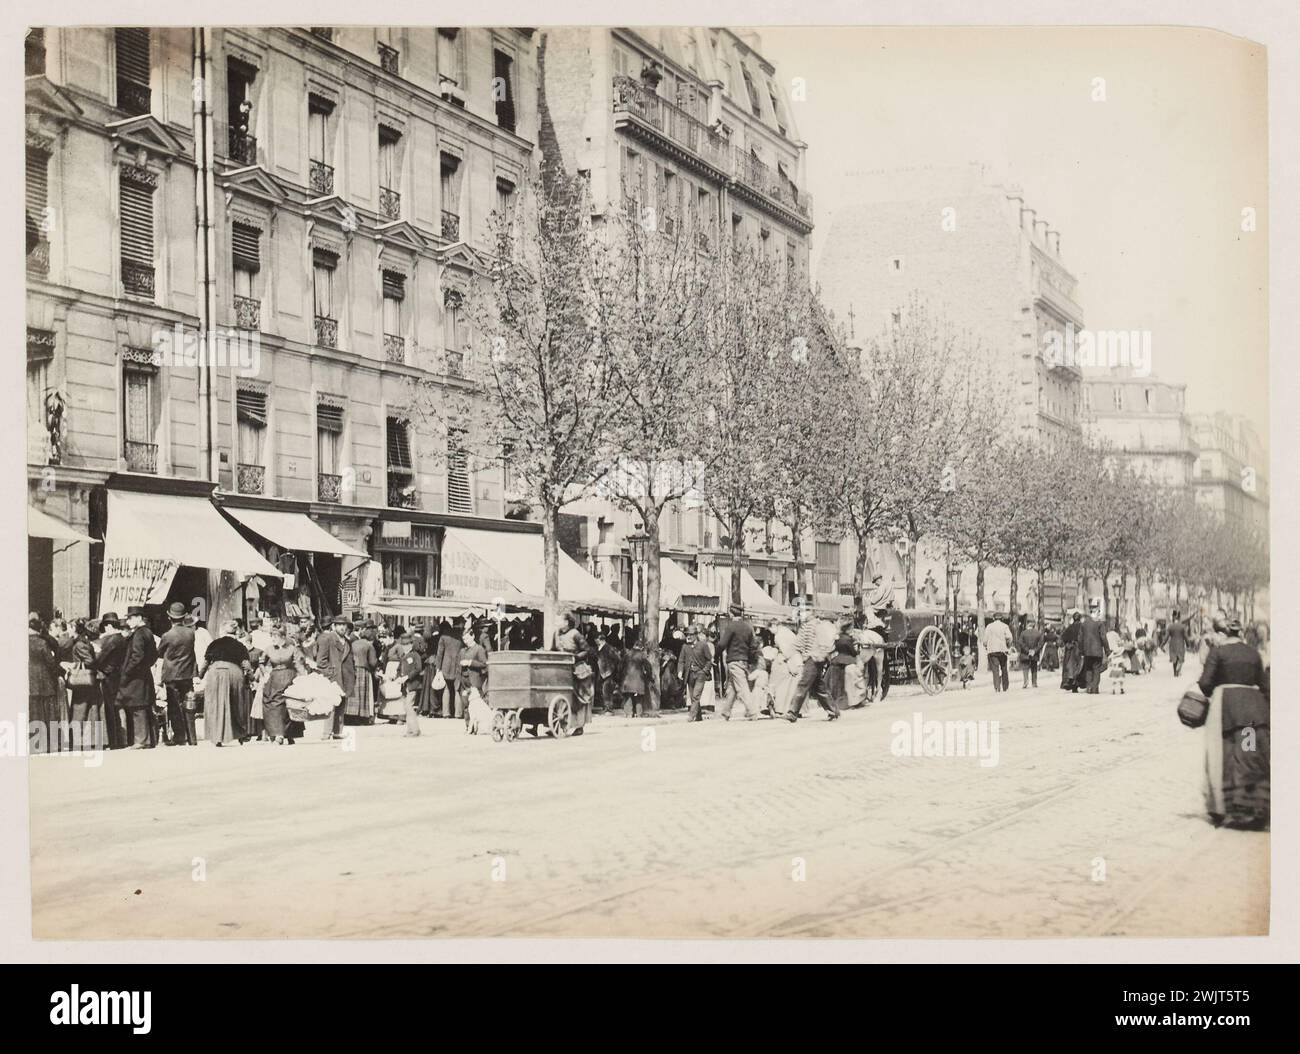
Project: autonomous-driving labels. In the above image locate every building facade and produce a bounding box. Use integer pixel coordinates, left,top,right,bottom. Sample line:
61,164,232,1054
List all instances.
26,26,539,620
1189,412,1269,531
1082,370,1199,487
818,162,1085,443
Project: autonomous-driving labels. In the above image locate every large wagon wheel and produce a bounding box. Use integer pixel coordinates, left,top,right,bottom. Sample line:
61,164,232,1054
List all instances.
549,696,571,739
915,625,951,695
490,710,507,743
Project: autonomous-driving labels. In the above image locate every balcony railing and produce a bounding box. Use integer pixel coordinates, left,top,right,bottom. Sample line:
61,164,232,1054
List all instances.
116,78,151,116
383,333,406,364
379,186,401,220
318,472,342,503
388,479,420,509
27,237,49,276
121,259,155,299
125,440,157,474
445,349,463,376
314,315,338,348
234,295,260,331
612,75,728,172
237,463,265,495
730,148,813,223
377,43,399,75
441,210,460,240
309,159,334,196
228,129,257,166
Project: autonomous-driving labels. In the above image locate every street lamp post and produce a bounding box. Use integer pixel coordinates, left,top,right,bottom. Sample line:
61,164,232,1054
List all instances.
627,532,648,643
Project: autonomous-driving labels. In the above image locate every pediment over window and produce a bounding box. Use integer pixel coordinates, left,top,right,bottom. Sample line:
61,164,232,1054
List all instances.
24,76,84,122
438,242,483,275
375,219,428,252
106,114,187,163
305,194,360,232
221,165,287,204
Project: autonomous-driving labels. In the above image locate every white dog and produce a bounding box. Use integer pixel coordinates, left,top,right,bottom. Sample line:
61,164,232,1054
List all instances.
465,685,494,735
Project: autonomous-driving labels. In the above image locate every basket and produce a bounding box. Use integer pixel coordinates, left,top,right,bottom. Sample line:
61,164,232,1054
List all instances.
287,705,329,723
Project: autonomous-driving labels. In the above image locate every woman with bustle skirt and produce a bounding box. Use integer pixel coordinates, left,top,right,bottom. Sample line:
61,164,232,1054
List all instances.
201,620,253,746
1198,617,1269,829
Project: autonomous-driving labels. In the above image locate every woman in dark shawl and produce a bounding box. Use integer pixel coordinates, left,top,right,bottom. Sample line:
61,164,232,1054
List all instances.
1197,618,1270,829
201,619,253,746
261,623,302,745
1059,611,1084,692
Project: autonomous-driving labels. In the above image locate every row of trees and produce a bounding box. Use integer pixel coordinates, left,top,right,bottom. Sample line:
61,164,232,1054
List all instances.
409,170,1268,689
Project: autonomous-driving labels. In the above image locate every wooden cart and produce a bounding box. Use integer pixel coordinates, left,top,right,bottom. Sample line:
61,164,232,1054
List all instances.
486,651,586,743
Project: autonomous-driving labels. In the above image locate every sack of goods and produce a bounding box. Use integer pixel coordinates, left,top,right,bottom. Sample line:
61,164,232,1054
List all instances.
283,671,345,718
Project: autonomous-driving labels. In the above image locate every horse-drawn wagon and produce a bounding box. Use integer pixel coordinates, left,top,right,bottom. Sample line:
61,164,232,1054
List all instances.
861,608,952,698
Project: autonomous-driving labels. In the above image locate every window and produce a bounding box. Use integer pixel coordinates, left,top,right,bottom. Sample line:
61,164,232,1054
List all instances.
119,167,156,299
236,388,267,492
378,125,401,218
382,553,427,596
25,28,45,77
768,83,786,135
377,41,399,75
437,28,463,87
440,153,461,238
312,249,336,318
443,289,467,372
27,356,50,464
227,59,256,165
26,145,49,273
307,94,334,195
446,429,473,513
382,271,404,347
495,177,516,221
741,68,762,117
123,364,156,473
612,44,633,78
316,403,344,499
493,49,516,133
232,221,260,326
621,147,643,212
660,167,678,233
115,28,151,114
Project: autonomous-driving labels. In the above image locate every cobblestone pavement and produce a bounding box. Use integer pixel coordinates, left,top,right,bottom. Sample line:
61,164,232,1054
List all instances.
29,656,1267,939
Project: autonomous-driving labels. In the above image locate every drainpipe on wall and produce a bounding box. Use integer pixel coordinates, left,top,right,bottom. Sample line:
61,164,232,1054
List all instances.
193,28,219,482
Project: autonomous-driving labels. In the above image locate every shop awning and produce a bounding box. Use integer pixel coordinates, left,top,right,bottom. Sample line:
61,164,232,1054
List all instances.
221,506,369,559
442,526,633,615
28,504,98,544
366,595,519,622
697,564,790,621
659,558,716,613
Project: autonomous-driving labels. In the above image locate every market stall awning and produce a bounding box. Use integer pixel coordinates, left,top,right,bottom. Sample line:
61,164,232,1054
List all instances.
697,564,790,620
221,506,369,559
659,558,716,613
28,504,98,544
101,490,280,609
367,595,516,622
442,526,633,615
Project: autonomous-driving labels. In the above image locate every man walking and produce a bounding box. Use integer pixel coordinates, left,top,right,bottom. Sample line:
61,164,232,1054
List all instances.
1077,608,1109,695
677,623,713,722
158,601,197,745
1167,609,1189,677
983,615,1013,692
785,612,839,722
116,606,158,748
1018,617,1044,688
315,615,356,740
715,603,760,721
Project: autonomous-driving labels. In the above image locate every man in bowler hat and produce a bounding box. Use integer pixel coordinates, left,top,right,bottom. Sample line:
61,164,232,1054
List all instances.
158,601,197,745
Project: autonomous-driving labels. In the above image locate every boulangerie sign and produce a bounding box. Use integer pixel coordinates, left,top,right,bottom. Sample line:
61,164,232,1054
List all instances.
100,555,180,608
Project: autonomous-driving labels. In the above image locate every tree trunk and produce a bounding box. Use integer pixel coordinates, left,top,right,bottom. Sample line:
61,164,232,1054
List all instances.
853,531,871,606
1009,565,1019,622
976,562,986,634
729,513,745,608
644,507,661,714
1037,566,1048,620
1101,573,1111,629
541,500,560,648
789,510,805,598
904,535,918,608
1119,569,1128,629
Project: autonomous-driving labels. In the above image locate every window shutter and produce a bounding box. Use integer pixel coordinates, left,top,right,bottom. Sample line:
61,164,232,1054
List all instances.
231,222,260,272
382,270,405,301
386,417,412,470
317,403,344,433
446,430,473,513
119,170,154,265
115,28,151,86
26,149,48,217
236,388,267,426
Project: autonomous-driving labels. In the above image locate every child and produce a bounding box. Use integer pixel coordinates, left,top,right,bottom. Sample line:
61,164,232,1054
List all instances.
957,648,975,689
1107,651,1127,694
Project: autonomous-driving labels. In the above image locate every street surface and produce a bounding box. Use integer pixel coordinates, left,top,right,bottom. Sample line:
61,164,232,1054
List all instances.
29,657,1267,939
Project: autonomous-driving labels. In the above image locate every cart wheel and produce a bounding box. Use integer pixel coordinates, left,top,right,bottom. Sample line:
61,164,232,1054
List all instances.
916,625,951,696
490,710,507,743
506,710,522,742
549,697,571,739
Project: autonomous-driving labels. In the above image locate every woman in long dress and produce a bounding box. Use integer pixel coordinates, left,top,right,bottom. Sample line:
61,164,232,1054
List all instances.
201,619,253,746
1197,618,1270,829
347,626,378,723
260,624,301,745
66,619,104,749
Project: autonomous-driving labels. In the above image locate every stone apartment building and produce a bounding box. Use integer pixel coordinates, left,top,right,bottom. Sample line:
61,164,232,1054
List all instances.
1082,371,1199,487
1189,411,1269,531
818,162,1085,443
26,26,540,621
537,27,827,608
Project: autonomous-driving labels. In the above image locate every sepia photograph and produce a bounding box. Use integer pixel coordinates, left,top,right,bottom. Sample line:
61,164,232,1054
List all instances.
8,1,1290,965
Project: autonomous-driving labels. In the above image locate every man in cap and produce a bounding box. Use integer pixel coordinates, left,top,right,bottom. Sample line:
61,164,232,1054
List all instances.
716,602,761,720
117,606,158,748
157,600,198,745
785,605,840,722
677,623,714,722
315,614,356,739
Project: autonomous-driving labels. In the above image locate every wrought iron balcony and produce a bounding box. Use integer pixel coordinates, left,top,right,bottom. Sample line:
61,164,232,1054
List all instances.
237,463,265,495
27,237,49,276
445,349,463,376
314,315,338,348
228,129,257,166
318,472,342,503
377,43,399,75
116,78,151,116
612,75,728,173
383,333,406,364
730,147,813,226
387,479,420,509
125,440,157,474
309,159,334,196
234,295,260,331
379,186,401,220
121,259,155,299
441,210,460,240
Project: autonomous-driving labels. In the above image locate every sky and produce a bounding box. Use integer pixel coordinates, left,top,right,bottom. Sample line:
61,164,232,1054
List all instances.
758,25,1268,444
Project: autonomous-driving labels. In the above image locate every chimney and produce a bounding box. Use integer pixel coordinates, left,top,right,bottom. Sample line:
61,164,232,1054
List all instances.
1020,207,1036,234
1047,229,1061,257
1034,218,1049,245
